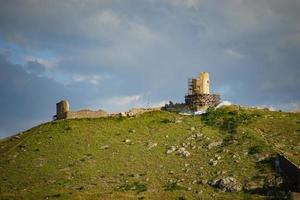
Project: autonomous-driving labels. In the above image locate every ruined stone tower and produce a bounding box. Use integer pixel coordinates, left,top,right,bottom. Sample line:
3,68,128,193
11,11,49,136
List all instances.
55,100,70,119
192,72,210,94
185,71,220,111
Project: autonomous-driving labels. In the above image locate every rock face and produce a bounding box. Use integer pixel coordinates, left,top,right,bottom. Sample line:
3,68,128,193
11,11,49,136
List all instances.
209,177,242,192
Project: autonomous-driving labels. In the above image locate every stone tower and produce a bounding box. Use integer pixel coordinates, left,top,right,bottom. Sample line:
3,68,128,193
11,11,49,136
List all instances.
185,71,220,111
55,100,70,119
194,72,210,94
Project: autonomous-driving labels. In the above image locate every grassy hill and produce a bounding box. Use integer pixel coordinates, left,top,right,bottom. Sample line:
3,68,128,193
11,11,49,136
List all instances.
0,106,299,200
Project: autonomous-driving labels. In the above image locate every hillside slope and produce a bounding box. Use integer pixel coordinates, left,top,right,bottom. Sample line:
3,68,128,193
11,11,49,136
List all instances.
0,106,299,199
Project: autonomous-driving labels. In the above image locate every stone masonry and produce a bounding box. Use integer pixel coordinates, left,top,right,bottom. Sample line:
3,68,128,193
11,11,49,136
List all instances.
185,72,220,111
54,100,108,120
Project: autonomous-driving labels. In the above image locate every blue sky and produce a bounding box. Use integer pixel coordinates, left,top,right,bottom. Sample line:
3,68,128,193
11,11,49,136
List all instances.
0,0,300,137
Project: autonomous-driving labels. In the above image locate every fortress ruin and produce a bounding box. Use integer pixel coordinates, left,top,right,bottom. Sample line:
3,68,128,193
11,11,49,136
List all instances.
54,71,220,119
185,72,220,111
163,71,220,112
53,100,108,120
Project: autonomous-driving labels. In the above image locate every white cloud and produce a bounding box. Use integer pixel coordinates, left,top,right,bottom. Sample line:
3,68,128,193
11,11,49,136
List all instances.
90,94,168,112
24,56,59,70
224,48,244,59
105,95,142,106
72,74,111,85
166,0,203,9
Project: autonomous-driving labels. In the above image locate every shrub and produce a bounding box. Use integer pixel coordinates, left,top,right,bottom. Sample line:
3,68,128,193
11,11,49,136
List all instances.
202,106,258,133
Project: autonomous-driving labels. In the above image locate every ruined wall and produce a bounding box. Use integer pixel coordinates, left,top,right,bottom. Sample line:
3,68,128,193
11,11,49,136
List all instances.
185,94,220,111
66,109,108,119
162,102,191,113
54,100,108,120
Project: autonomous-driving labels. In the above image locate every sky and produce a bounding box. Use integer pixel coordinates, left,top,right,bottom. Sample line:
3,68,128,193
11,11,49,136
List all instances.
0,0,300,137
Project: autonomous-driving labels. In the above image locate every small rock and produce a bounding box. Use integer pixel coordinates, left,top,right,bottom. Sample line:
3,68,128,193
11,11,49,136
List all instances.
244,181,260,191
166,146,177,154
124,139,131,144
100,145,109,150
190,127,196,131
209,159,218,166
207,140,223,149
129,129,136,133
13,135,20,139
177,147,191,157
209,177,242,192
168,171,174,174
253,153,270,162
147,142,157,149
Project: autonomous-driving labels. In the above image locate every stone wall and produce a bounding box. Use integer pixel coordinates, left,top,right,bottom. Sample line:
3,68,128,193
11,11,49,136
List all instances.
185,94,220,111
162,102,191,113
54,100,108,120
66,109,108,119
54,109,108,120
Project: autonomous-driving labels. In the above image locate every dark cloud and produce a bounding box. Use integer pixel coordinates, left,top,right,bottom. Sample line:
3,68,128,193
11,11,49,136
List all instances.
25,60,46,75
0,55,71,137
0,0,299,137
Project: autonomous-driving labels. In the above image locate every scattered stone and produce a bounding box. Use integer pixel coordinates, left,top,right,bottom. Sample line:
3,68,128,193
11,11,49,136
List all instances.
200,179,208,185
209,158,218,166
244,181,260,191
253,153,270,162
207,140,223,149
209,177,242,192
166,146,177,154
222,149,229,153
187,187,192,191
177,147,191,157
100,145,109,150
147,142,157,149
215,155,221,160
168,171,174,174
190,127,196,131
184,163,190,167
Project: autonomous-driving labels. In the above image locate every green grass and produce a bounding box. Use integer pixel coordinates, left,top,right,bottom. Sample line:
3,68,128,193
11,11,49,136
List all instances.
0,107,299,199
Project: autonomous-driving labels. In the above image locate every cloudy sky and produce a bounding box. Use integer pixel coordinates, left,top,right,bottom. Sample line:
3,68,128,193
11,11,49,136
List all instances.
0,0,299,137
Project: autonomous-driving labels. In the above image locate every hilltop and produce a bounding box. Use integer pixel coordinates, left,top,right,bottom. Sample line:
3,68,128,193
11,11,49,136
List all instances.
0,106,299,199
